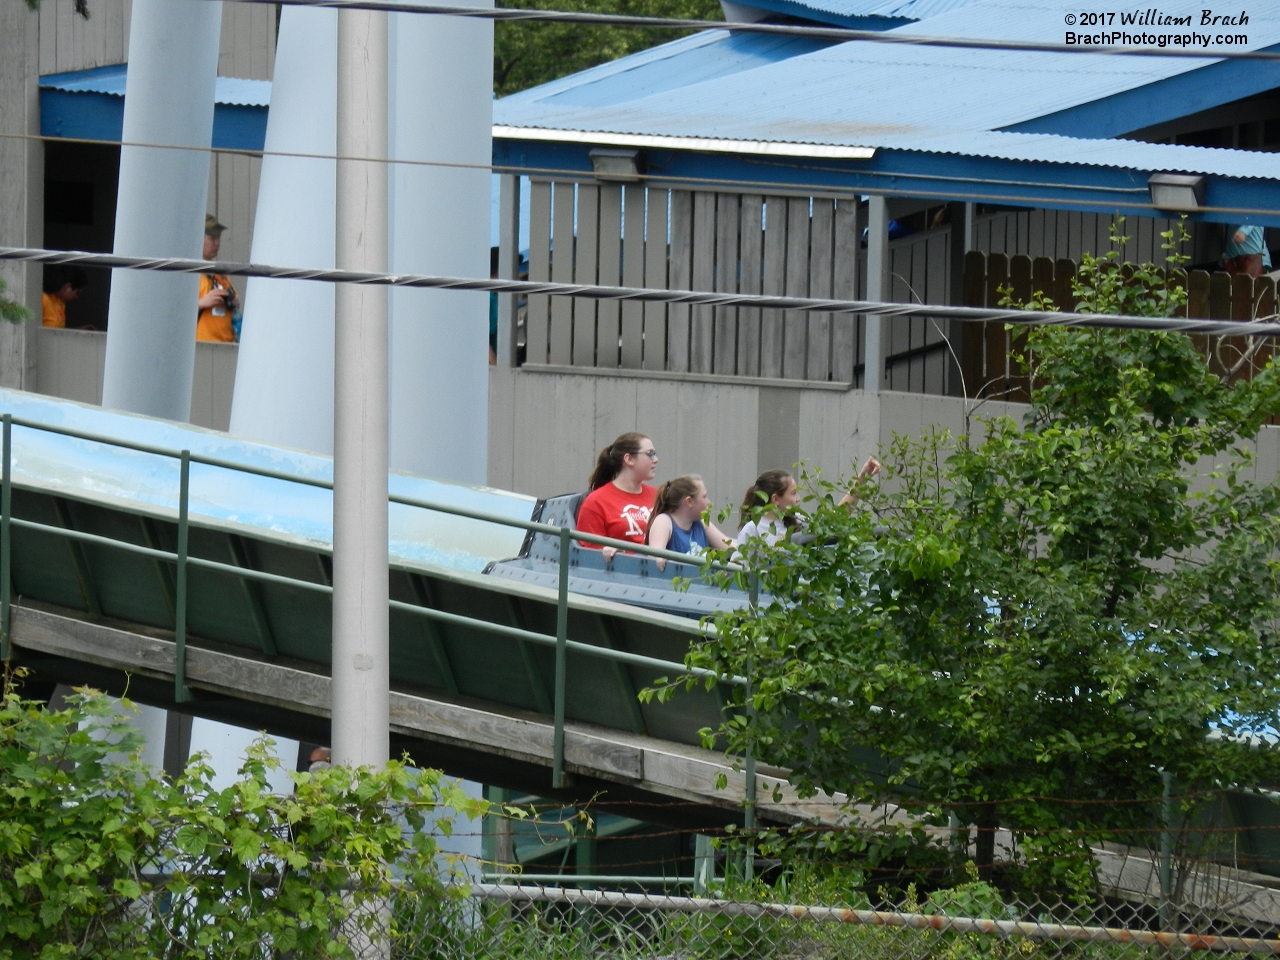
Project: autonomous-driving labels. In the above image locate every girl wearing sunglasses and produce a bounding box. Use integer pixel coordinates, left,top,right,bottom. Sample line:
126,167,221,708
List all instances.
576,432,659,561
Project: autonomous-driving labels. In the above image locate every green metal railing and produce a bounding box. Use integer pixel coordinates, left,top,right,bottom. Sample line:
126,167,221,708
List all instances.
0,413,750,795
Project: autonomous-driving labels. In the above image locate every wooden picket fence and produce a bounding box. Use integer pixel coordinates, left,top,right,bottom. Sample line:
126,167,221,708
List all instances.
959,251,1280,402
523,181,865,383
518,184,1272,401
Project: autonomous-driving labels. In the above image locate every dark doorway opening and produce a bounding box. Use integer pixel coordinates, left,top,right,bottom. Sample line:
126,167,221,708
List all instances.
43,141,120,331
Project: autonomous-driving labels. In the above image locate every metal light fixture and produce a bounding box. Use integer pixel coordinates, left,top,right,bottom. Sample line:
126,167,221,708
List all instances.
589,147,643,182
1148,173,1206,211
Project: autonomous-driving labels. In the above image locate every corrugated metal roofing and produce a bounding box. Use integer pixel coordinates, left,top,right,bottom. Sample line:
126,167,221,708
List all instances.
496,0,1280,175
40,64,271,107
501,29,840,111
503,105,1280,179
761,0,979,21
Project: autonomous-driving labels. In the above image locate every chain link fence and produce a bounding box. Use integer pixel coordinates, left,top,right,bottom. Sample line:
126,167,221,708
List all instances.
370,880,1280,960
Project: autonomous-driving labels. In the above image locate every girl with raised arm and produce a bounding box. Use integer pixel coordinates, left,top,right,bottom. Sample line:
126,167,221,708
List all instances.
737,456,881,547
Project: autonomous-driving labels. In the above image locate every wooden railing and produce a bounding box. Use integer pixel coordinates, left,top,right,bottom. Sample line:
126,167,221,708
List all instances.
523,182,866,383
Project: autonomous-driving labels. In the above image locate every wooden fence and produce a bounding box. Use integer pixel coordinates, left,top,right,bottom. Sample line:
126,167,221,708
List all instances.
973,207,1223,267
520,182,1264,400
524,181,865,383
522,180,965,392
959,251,1279,400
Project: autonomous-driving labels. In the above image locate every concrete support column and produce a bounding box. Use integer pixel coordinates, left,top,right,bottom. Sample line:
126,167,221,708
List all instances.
228,6,338,454
948,201,976,397
947,201,975,308
386,0,493,484
332,6,389,769
864,195,890,393
0,0,41,391
102,0,222,421
496,174,521,369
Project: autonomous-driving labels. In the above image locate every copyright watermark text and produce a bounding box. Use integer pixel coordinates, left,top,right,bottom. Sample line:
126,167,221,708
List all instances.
1061,9,1249,47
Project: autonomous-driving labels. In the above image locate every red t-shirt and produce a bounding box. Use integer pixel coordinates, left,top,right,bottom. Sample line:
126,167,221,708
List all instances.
576,483,657,547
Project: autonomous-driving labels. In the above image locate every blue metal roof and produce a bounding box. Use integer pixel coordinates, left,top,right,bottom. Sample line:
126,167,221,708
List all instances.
498,0,1280,143
40,64,271,107
725,0,982,30
501,29,840,112
496,0,1280,195
501,104,1280,180
39,65,270,150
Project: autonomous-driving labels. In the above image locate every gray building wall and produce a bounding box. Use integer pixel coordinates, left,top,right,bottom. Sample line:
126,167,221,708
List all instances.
0,1,43,392
37,330,237,431
488,365,965,522
487,366,1280,528
0,0,273,405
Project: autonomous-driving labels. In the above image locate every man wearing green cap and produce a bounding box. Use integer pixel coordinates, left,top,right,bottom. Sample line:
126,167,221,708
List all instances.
197,214,240,342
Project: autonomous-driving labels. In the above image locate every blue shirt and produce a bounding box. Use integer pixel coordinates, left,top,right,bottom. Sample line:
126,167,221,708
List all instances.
666,519,708,555
1223,225,1272,268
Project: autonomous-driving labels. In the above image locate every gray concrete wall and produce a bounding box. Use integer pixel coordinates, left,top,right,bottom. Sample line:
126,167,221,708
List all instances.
487,366,1280,527
22,344,1280,503
36,328,236,430
0,1,43,392
36,0,273,84
1,0,273,386
11,0,272,345
490,365,886,526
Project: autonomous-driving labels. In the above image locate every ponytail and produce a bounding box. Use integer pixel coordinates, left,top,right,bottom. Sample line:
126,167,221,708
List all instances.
740,469,795,527
587,432,649,491
646,475,704,543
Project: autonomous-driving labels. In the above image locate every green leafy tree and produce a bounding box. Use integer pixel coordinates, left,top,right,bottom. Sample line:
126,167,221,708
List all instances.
666,224,1280,896
0,279,29,325
495,0,722,96
0,676,487,958
18,0,722,99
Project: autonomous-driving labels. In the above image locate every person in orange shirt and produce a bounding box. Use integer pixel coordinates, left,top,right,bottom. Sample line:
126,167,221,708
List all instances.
197,214,240,342
41,265,88,328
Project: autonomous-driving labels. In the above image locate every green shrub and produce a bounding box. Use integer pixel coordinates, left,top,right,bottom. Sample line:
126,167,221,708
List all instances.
0,674,486,959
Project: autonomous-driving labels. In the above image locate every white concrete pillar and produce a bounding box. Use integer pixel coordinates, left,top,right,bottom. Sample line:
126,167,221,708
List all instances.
188,718,298,792
102,0,221,421
386,0,493,484
332,5,390,770
864,195,890,393
228,6,338,455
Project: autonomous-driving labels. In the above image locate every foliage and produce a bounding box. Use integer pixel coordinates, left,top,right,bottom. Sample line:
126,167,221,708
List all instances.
653,221,1280,896
0,674,488,959
0,279,29,326
20,0,719,97
495,0,722,96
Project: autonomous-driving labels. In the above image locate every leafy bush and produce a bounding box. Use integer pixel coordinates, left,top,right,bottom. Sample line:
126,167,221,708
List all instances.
0,279,29,325
657,221,1280,898
0,674,486,959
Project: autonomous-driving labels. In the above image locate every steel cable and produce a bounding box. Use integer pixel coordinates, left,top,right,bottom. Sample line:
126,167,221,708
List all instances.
3,244,1277,339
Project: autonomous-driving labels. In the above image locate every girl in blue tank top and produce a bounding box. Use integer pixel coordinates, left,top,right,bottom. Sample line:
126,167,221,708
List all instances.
646,475,733,571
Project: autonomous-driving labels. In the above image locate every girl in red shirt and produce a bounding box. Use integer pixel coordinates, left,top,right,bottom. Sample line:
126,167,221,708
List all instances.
576,432,658,561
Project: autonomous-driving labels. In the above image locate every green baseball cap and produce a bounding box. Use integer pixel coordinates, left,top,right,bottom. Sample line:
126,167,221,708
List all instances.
205,214,227,235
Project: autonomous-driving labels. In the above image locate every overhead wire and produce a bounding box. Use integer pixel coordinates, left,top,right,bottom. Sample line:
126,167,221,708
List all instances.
4,245,1278,338
204,0,1280,63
